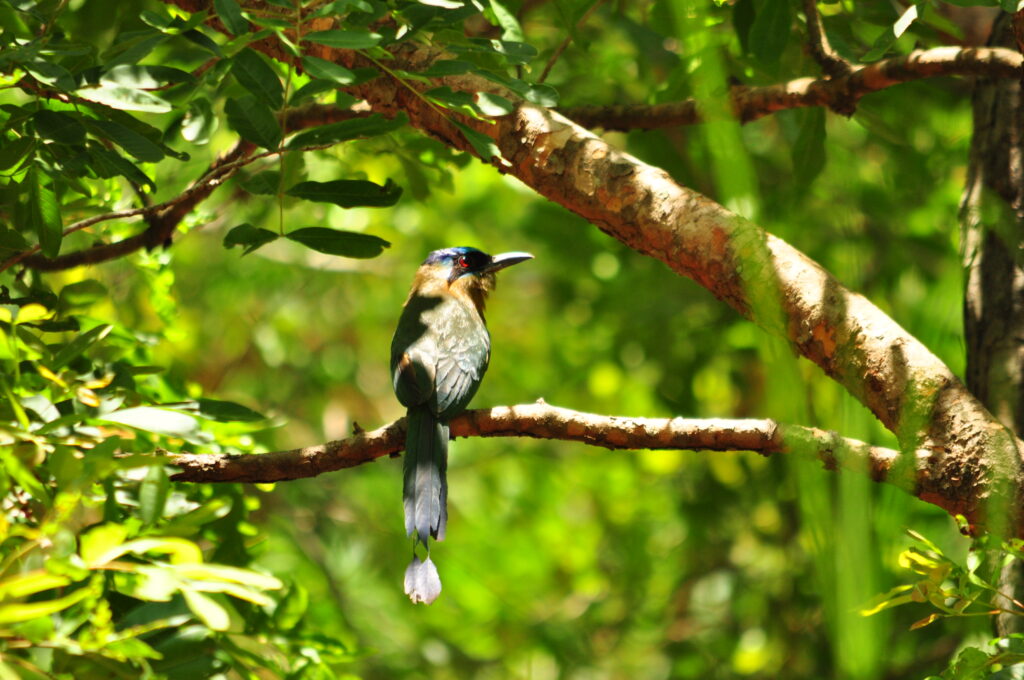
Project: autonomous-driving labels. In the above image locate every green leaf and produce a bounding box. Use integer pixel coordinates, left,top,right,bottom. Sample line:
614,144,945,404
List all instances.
98,406,202,439
80,523,129,564
449,38,537,64
59,279,108,308
487,0,524,41
192,398,267,422
33,110,86,145
300,56,358,85
231,48,284,109
224,223,279,255
27,166,62,258
22,60,75,90
425,86,480,117
182,97,218,145
862,4,917,61
792,108,826,186
285,178,402,207
0,588,90,625
139,464,170,525
240,171,281,195
224,95,281,149
0,136,34,172
87,145,156,190
749,0,791,63
303,29,382,49
453,120,503,163
100,64,195,89
214,0,249,35
476,92,515,116
75,84,173,113
182,588,230,631
287,113,406,148
0,571,71,599
285,228,390,258
476,70,558,106
50,323,112,369
87,119,164,162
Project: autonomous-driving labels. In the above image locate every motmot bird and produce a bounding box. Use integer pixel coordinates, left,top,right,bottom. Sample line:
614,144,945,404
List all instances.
391,247,533,604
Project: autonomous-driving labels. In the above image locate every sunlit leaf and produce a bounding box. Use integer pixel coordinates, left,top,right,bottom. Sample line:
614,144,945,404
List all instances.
75,84,173,113
140,465,170,525
182,97,218,145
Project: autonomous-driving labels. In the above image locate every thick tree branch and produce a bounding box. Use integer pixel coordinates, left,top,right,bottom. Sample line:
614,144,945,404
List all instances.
170,402,910,489
561,47,1022,130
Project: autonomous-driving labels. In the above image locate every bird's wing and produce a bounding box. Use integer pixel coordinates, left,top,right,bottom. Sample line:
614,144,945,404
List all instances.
432,306,490,417
391,296,441,408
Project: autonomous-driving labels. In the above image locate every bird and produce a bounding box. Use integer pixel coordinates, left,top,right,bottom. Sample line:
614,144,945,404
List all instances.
390,246,533,604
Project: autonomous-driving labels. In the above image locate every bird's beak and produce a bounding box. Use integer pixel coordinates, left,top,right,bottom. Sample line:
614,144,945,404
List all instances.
485,252,534,273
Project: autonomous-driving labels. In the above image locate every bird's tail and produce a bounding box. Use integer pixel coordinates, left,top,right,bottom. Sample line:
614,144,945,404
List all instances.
403,406,447,604
403,405,449,545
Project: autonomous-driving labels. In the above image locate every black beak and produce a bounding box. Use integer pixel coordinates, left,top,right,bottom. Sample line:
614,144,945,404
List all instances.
484,252,534,273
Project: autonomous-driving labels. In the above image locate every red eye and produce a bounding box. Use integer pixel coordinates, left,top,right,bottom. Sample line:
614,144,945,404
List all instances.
458,256,468,268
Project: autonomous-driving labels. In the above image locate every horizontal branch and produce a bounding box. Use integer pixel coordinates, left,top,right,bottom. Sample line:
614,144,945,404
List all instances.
170,401,910,488
561,47,1023,129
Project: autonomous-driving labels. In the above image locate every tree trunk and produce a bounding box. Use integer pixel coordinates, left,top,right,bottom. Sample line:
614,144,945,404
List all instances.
961,12,1024,637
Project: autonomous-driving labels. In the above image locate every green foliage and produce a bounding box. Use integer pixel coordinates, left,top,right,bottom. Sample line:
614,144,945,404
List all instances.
0,0,1013,678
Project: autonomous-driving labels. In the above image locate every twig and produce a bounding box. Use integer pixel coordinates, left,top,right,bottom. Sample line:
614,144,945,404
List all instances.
802,0,854,78
538,0,606,84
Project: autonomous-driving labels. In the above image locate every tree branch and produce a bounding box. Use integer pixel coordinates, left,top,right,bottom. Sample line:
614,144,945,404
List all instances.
169,402,908,489
561,47,1021,130
802,0,854,78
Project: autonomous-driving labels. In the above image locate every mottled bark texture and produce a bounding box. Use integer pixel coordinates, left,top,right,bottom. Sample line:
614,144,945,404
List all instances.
961,12,1024,636
162,0,1024,535
170,403,903,484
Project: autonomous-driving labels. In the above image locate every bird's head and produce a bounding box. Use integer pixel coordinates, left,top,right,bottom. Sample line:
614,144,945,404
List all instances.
412,247,533,312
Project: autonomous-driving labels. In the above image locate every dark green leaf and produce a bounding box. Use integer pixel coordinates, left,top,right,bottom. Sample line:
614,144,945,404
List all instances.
50,324,112,370
476,70,558,106
193,398,267,422
87,145,156,189
224,95,280,149
59,280,108,308
285,179,402,207
286,113,406,148
425,86,479,116
232,48,284,109
102,31,168,68
284,228,390,258
223,222,279,255
0,136,34,172
0,227,30,251
449,38,536,64
303,29,382,49
139,465,170,525
75,84,173,113
240,171,280,195
214,0,249,35
27,166,62,258
309,0,374,17
289,79,339,105
87,119,164,162
749,0,791,63
792,108,826,186
182,98,218,145
33,110,86,145
300,56,357,85
183,28,223,56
